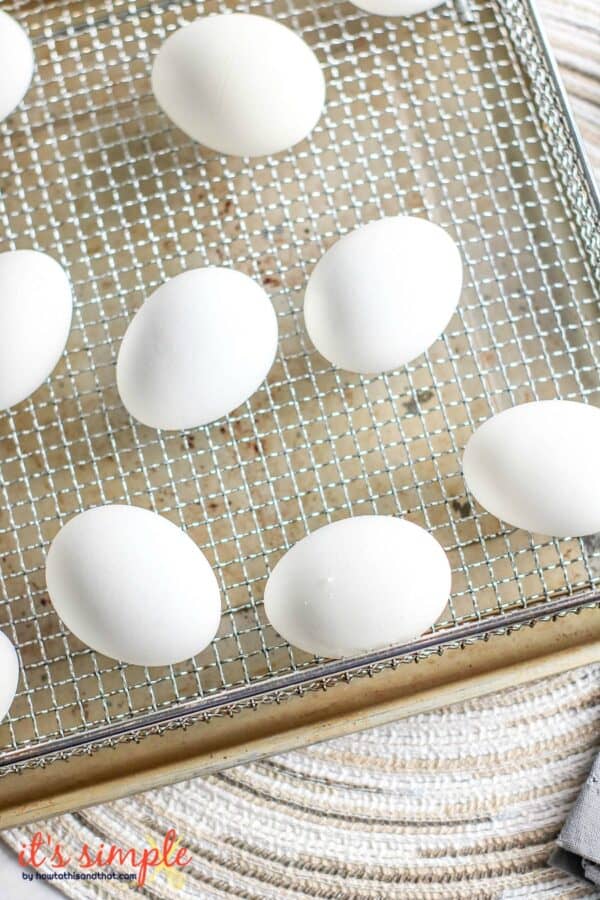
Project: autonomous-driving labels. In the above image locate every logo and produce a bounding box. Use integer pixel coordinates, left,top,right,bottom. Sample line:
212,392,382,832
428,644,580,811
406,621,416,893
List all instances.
18,828,192,888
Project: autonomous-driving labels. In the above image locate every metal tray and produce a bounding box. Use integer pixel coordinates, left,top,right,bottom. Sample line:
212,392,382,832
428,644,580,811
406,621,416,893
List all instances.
1,0,599,824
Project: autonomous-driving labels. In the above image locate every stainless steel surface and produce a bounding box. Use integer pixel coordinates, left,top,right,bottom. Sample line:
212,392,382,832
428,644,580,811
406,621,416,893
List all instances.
0,0,599,775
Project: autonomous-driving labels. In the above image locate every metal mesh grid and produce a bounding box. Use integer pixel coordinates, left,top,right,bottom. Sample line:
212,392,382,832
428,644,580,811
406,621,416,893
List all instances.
0,0,599,771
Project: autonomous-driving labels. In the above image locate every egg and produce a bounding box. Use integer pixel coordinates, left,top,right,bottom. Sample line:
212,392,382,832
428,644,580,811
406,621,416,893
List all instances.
46,505,221,667
151,14,325,157
0,10,34,123
463,400,600,537
117,267,278,431
304,216,462,374
264,516,451,658
348,0,443,16
0,250,73,411
0,631,19,722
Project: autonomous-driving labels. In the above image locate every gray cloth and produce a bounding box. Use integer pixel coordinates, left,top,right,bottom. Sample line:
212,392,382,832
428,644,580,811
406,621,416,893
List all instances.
584,860,600,887
550,754,600,892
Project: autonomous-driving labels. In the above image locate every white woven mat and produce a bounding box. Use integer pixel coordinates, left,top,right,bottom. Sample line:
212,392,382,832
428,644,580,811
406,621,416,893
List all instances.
3,1,600,897
3,665,600,898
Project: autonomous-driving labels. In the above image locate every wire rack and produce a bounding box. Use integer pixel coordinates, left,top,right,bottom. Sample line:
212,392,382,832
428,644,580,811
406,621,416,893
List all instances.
0,0,599,776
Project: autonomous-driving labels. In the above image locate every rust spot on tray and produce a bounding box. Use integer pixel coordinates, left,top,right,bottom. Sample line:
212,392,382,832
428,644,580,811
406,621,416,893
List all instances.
452,498,472,518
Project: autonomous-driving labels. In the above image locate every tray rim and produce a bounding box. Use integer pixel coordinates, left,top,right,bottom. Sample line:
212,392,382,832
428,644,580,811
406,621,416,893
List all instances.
524,0,599,212
1,603,600,828
1,586,600,777
1,0,600,786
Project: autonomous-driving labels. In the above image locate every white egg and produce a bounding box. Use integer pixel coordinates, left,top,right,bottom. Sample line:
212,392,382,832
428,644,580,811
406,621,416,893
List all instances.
0,250,73,411
349,0,443,16
46,505,221,667
264,516,451,658
151,14,325,157
117,267,278,431
0,10,34,123
304,216,462,375
463,400,600,537
0,631,19,722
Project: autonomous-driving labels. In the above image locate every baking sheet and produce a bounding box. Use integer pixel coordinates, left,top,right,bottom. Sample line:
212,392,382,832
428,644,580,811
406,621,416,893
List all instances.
0,0,599,774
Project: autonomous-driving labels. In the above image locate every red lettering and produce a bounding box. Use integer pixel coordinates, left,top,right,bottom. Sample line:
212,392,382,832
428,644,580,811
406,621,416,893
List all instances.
174,846,193,867
32,828,193,887
162,828,177,865
49,843,70,868
30,833,48,868
136,848,160,887
105,846,138,867
77,843,94,868
18,842,30,867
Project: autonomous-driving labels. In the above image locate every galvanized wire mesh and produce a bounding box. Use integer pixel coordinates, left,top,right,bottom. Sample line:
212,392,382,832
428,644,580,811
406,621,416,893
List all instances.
0,0,599,772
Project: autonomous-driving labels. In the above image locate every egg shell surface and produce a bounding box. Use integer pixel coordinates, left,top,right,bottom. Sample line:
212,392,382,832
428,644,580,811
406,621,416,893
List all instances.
151,13,325,157
463,400,600,537
0,10,34,122
117,267,278,431
304,216,462,374
0,631,19,722
0,250,73,411
264,516,451,659
349,0,443,17
46,505,221,667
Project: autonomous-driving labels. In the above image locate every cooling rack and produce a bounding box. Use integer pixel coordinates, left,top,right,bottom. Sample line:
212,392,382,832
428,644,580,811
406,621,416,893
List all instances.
0,0,599,824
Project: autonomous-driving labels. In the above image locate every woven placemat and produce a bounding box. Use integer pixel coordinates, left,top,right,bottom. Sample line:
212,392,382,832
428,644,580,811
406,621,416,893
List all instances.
2,1,599,897
3,664,600,898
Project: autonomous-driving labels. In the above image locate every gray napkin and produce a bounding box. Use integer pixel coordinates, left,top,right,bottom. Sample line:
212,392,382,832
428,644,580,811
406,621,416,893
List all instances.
550,753,600,891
